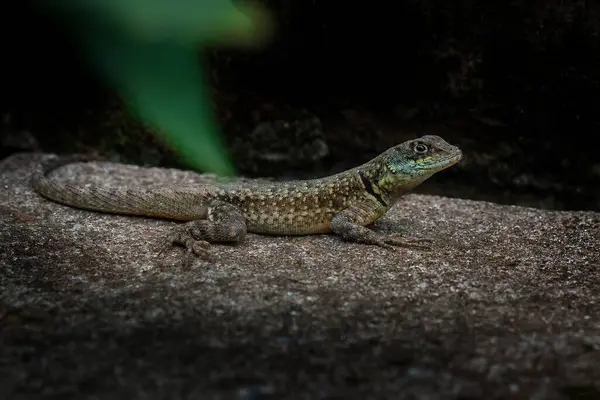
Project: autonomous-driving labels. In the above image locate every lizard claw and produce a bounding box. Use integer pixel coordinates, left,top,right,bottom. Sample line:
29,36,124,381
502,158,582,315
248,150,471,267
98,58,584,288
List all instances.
388,233,433,243
382,233,432,251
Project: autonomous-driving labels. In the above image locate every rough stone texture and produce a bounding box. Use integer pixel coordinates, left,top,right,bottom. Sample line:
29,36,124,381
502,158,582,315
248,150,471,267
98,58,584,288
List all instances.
1,153,599,399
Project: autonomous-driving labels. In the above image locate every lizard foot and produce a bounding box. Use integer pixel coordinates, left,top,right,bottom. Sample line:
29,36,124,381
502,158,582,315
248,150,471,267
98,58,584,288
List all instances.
164,230,212,258
186,239,211,258
380,233,432,251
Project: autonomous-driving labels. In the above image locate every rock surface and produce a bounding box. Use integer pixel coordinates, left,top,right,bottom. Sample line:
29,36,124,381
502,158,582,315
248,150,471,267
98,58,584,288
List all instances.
1,153,599,399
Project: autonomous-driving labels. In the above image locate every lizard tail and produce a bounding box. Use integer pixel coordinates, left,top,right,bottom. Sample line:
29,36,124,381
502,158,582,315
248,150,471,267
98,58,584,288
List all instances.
31,154,210,221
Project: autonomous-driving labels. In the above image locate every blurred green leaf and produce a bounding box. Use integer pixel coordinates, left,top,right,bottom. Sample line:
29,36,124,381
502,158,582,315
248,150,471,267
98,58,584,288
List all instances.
48,0,273,47
39,0,273,176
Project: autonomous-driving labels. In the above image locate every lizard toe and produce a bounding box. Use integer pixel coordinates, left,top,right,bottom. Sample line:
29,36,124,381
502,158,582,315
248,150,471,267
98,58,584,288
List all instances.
388,232,432,242
384,234,432,251
190,240,211,258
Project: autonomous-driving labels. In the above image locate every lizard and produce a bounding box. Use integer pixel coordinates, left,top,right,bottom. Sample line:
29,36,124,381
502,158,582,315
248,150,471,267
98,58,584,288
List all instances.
31,135,462,257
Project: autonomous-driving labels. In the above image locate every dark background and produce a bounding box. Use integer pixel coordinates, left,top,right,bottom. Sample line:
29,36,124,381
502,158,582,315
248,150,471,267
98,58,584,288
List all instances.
2,0,599,211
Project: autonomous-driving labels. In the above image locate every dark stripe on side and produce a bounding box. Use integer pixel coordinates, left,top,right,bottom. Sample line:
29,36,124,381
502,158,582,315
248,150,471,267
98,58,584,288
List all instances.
358,171,387,207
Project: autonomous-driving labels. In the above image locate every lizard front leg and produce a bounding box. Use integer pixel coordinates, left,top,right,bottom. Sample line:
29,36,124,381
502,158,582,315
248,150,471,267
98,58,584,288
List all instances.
331,204,431,251
166,200,247,258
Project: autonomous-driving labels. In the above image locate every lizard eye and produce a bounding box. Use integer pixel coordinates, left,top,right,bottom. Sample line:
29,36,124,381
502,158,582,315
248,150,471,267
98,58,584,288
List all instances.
413,143,428,154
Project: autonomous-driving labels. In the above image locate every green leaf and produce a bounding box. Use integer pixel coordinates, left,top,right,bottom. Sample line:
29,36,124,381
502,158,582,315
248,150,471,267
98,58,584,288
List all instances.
38,0,273,176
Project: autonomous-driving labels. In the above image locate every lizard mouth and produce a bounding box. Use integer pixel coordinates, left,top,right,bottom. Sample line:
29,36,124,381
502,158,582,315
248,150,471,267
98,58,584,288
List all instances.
427,151,462,172
447,151,463,164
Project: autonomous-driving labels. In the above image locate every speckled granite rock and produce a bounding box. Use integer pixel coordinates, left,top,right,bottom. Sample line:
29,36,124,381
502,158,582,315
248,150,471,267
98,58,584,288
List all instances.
1,153,599,399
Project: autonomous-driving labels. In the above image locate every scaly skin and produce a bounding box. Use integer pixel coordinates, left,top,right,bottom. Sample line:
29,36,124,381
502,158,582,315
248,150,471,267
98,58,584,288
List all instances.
32,135,462,257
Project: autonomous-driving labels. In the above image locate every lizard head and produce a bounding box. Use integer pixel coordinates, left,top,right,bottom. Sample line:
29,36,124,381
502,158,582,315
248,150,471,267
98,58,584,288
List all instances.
377,135,462,192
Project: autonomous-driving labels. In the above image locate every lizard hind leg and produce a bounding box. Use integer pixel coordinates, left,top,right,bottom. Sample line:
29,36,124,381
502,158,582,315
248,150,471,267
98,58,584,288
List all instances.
331,205,431,251
166,200,247,258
